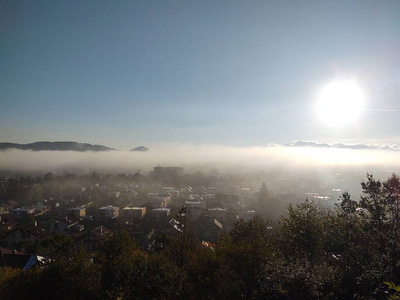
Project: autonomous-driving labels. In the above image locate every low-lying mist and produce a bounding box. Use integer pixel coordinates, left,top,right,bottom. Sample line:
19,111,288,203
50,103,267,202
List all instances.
0,144,399,177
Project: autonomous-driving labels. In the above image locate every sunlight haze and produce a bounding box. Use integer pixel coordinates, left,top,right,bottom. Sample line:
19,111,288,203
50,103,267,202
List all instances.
1,0,399,148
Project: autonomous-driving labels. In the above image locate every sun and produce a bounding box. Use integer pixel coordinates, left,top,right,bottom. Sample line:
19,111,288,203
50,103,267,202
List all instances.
316,79,365,127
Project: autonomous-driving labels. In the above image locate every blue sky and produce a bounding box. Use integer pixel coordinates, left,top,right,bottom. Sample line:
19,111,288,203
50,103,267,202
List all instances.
1,0,400,149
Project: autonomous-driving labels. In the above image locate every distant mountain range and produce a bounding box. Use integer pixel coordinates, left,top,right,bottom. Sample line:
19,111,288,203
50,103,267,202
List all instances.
0,142,151,152
0,142,115,152
130,146,149,152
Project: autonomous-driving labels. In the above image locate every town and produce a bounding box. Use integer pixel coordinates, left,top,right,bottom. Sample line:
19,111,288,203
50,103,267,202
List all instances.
1,166,399,299
0,164,359,256
0,166,277,255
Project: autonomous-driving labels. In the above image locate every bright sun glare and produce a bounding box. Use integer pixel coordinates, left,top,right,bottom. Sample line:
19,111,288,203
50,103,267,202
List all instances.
316,80,365,127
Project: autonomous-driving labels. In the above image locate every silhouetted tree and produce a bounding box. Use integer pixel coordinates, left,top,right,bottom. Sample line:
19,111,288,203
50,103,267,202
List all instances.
279,199,323,266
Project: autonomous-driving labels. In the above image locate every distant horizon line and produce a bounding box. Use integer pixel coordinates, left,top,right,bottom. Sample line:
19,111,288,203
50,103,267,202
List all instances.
1,140,400,152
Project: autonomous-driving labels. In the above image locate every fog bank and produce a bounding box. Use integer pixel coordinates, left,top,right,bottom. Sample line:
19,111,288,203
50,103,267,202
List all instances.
1,144,399,175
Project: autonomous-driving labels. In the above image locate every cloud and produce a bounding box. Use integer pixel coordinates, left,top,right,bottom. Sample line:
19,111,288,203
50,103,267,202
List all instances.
285,140,400,151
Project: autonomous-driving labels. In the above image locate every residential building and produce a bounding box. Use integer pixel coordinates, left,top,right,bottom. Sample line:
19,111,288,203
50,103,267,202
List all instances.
82,225,112,251
0,247,46,270
184,201,205,221
33,202,50,214
196,217,224,243
147,194,170,208
46,215,78,234
0,213,17,231
151,207,171,222
10,207,35,219
98,206,119,221
238,210,256,221
209,207,227,222
68,207,86,220
122,207,146,219
0,222,51,249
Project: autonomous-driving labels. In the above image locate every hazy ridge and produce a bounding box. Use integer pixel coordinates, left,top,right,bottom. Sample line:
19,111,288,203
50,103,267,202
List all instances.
0,141,115,152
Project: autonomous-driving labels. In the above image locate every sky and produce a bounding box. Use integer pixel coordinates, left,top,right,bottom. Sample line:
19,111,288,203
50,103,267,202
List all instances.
1,0,400,150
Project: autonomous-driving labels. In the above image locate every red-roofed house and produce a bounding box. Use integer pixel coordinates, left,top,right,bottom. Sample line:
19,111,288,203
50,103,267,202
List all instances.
0,222,51,249
0,213,17,231
82,225,112,251
45,215,78,234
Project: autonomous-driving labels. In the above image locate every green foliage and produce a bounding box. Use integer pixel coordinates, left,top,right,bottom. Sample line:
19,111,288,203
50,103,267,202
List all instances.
260,259,337,299
257,182,281,219
217,216,272,298
37,234,75,258
97,230,185,299
164,207,197,268
38,248,101,300
360,174,387,235
279,199,323,265
184,247,219,299
384,282,400,300
0,267,21,296
1,248,100,300
97,230,136,261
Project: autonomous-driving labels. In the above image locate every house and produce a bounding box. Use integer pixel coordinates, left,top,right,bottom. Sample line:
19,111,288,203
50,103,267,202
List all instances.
73,224,85,233
162,187,180,198
151,207,171,222
98,206,119,221
204,193,216,200
179,187,193,198
114,214,143,234
195,217,224,243
147,193,171,208
7,200,18,208
193,186,208,195
0,213,17,231
33,202,50,214
122,207,146,219
68,207,86,220
107,191,121,199
238,210,256,221
0,222,51,249
10,207,35,219
184,201,205,221
215,194,242,210
209,207,227,222
46,215,78,234
0,247,48,270
82,225,112,251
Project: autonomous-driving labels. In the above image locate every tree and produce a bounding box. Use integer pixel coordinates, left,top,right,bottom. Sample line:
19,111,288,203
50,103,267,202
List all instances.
257,182,281,219
165,207,197,268
383,174,400,235
184,246,219,299
359,174,400,256
360,174,387,237
98,231,184,299
217,216,272,298
97,231,138,299
279,199,323,266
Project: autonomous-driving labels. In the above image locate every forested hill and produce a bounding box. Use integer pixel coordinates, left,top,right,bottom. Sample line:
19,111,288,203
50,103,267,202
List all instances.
0,142,115,152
